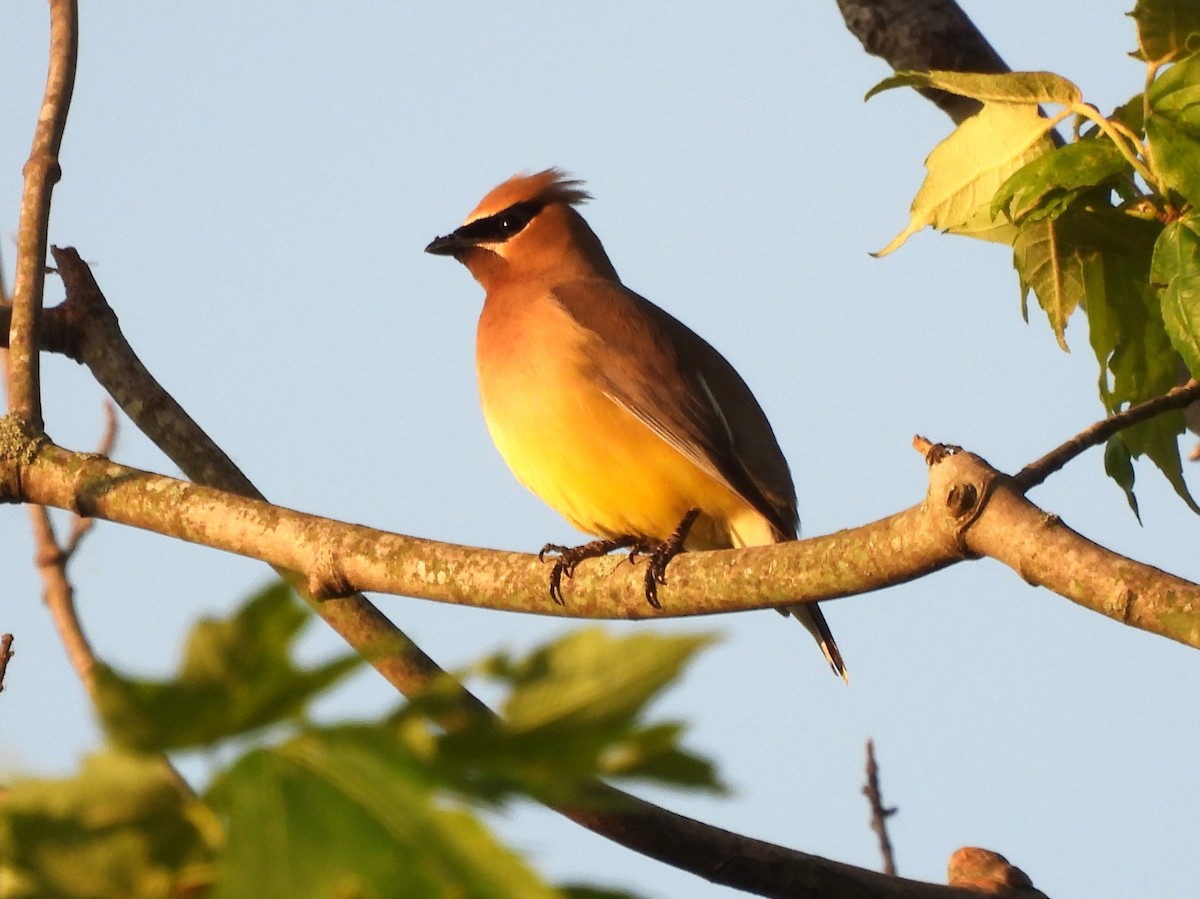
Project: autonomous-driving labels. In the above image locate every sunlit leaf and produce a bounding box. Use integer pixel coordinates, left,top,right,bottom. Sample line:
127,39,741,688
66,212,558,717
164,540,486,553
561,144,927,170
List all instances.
876,104,1056,255
866,70,1081,106
1131,0,1200,63
207,725,562,899
0,751,220,899
1146,54,1200,206
93,581,362,752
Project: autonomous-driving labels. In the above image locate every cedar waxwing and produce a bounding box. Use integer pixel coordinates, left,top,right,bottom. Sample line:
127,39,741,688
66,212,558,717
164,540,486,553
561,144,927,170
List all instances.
425,169,847,681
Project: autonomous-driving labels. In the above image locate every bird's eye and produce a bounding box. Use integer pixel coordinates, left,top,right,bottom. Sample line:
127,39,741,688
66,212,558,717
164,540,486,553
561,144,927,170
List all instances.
452,200,544,245
494,202,539,237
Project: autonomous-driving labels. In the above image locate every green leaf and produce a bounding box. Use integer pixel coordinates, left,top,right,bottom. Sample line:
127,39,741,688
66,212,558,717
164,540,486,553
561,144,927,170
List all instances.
1074,209,1200,512
1152,217,1200,377
410,628,723,805
433,718,724,806
200,628,721,898
1011,218,1088,349
206,725,562,899
866,70,1081,106
497,628,714,733
1113,407,1199,514
994,137,1130,224
876,103,1056,256
0,751,220,899
94,581,362,752
1050,209,1163,404
1146,54,1200,206
600,721,722,788
1104,436,1142,520
1131,0,1200,63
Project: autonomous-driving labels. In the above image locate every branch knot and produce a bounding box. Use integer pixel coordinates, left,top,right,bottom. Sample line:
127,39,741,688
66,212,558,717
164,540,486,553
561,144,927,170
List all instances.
0,413,50,502
917,439,997,557
307,543,354,600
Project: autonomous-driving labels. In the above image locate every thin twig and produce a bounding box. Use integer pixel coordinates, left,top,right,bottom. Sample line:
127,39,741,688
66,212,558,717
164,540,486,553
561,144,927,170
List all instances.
28,403,116,695
6,0,78,431
0,634,14,693
863,738,898,876
1013,380,1200,492
31,507,96,693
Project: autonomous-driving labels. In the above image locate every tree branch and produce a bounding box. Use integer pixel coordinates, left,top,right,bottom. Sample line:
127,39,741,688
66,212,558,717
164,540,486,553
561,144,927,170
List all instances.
932,442,1200,642
836,0,1009,124
3,416,1198,654
0,301,91,360
1013,380,1200,491
0,438,938,615
6,0,77,431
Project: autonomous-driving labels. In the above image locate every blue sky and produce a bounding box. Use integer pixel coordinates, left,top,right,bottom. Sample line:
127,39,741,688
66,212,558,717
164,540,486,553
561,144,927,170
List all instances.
2,4,1196,898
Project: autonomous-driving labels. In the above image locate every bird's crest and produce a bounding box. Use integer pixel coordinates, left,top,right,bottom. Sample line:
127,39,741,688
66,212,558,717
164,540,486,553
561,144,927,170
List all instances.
465,168,591,223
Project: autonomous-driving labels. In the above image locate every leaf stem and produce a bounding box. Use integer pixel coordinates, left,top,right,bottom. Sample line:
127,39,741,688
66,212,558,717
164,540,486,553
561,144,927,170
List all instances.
1069,102,1160,194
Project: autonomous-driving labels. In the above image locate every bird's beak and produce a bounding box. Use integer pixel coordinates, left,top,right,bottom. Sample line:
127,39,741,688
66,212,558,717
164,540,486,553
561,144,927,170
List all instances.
425,231,470,256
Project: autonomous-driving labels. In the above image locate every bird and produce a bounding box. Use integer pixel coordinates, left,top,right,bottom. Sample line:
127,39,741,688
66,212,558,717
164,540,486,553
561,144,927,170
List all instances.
425,168,847,681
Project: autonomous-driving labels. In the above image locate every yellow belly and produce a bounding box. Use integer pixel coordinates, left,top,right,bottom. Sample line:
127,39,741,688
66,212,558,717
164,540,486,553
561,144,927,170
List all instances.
488,385,749,545
476,294,758,549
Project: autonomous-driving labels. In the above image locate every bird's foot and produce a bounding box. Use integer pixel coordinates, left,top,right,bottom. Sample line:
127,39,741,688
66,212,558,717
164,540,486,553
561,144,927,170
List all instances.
539,537,634,604
633,508,700,609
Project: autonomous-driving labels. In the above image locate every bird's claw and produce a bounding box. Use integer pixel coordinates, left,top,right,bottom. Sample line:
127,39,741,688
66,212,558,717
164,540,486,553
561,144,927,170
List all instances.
538,537,632,604
537,511,697,609
635,508,700,610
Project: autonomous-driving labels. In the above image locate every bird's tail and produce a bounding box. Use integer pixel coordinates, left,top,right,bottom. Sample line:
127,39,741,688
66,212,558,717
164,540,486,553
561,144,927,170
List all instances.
783,602,848,683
